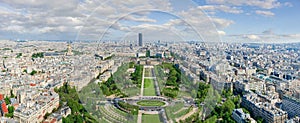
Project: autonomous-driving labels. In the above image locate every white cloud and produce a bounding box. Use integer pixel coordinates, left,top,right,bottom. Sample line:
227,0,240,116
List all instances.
255,10,275,17
122,15,157,23
1,0,293,43
2,25,25,33
206,0,282,9
175,6,230,42
217,30,226,36
76,1,228,42
198,5,243,14
0,0,175,40
228,32,300,43
243,34,260,40
1,0,79,9
211,18,234,29
281,34,300,39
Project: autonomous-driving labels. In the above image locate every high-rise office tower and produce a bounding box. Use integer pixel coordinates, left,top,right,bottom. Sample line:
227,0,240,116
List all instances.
138,33,143,46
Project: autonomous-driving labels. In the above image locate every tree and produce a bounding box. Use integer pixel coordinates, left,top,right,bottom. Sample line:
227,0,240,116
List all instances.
44,112,51,119
169,70,177,76
32,52,44,58
8,106,14,113
100,84,110,96
16,53,22,58
191,90,197,98
5,106,14,118
222,90,232,98
204,115,217,123
196,83,210,102
56,83,97,123
222,99,235,113
257,117,264,123
146,50,150,57
10,90,15,98
168,76,177,82
129,62,135,68
5,113,13,118
232,95,241,108
4,96,10,105
30,70,37,75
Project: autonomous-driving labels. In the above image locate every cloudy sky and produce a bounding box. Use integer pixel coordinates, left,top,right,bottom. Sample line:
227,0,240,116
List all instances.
0,0,299,43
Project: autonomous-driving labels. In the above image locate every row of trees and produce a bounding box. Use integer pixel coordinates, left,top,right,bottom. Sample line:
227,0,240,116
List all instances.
31,52,44,58
117,101,139,115
99,63,137,97
99,75,125,97
180,88,240,123
98,62,135,97
131,64,143,87
5,106,14,118
54,83,97,123
2,48,11,50
196,82,210,103
161,63,180,98
204,90,240,123
160,62,200,98
104,54,115,60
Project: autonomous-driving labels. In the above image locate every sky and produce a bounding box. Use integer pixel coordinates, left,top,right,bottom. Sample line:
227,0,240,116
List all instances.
0,0,299,43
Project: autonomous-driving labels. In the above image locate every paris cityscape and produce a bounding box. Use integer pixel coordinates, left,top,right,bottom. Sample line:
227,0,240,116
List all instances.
0,0,300,123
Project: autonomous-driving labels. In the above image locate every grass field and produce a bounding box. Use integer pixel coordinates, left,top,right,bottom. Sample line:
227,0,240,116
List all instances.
154,65,167,93
137,100,165,106
143,79,156,96
142,114,161,123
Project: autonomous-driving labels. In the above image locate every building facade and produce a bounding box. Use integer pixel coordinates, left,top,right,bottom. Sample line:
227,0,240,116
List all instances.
138,33,143,47
232,108,256,123
282,95,300,118
14,91,59,123
241,92,288,123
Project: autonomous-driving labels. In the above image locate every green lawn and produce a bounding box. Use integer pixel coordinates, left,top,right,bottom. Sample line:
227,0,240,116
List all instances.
137,100,165,106
142,114,161,123
154,65,167,92
143,79,156,96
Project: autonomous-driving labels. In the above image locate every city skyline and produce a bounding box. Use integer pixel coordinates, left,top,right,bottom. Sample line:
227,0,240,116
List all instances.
1,1,300,123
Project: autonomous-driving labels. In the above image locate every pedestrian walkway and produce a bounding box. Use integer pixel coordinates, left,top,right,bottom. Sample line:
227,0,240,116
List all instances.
140,66,145,96
175,108,198,122
137,111,142,123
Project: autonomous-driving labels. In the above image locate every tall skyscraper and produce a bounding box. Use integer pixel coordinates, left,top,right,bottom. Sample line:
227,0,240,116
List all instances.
138,33,143,47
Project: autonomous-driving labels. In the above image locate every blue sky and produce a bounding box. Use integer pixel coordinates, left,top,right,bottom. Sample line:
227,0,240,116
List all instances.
211,0,300,35
0,0,299,43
